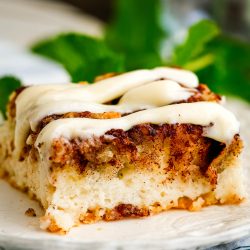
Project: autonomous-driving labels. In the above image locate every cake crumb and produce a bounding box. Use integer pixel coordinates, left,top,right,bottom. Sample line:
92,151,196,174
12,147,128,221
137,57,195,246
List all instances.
25,208,36,217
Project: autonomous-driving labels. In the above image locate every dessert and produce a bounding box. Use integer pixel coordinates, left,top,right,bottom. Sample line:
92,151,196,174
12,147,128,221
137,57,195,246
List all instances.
0,67,245,233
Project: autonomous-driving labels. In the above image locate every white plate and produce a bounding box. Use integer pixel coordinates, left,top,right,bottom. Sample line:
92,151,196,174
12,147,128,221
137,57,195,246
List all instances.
0,0,103,47
0,99,250,250
0,0,104,85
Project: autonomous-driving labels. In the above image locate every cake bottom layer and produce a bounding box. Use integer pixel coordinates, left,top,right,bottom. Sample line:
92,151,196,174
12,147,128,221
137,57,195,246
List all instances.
0,123,246,233
0,157,245,233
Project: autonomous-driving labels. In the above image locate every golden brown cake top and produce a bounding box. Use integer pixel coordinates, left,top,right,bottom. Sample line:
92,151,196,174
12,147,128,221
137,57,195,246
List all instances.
7,67,239,160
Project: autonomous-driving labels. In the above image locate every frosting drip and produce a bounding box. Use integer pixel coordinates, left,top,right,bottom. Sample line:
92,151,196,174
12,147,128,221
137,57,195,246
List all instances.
35,102,239,159
12,67,239,157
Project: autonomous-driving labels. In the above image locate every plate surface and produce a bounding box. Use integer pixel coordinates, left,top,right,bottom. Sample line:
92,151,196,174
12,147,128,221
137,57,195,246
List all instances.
0,99,250,250
0,0,103,46
0,0,103,85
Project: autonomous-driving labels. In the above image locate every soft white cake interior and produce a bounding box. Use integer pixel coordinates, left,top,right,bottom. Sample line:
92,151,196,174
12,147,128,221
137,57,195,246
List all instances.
0,122,245,232
0,67,246,233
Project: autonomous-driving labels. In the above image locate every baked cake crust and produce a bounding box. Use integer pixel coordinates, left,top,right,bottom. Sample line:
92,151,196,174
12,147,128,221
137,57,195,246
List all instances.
0,67,245,233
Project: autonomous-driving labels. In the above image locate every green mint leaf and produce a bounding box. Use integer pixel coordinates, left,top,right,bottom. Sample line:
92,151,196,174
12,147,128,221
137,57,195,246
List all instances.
0,76,22,118
105,0,165,70
197,36,250,101
31,33,125,82
173,20,220,68
173,19,250,102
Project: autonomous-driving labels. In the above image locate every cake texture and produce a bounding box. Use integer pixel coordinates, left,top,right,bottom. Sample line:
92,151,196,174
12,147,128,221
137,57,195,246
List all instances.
0,67,245,233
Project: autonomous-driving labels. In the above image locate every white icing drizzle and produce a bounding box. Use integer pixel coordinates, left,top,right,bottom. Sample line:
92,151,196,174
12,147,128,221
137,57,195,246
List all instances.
35,102,239,160
14,67,198,154
29,80,193,130
119,80,195,106
35,67,198,105
13,66,240,159
28,102,149,131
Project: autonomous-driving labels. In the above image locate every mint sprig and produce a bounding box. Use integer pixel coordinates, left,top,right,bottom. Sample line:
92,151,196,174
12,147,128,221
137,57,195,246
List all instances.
105,0,165,70
32,33,125,83
172,20,250,101
172,20,220,69
30,2,250,102
0,76,21,118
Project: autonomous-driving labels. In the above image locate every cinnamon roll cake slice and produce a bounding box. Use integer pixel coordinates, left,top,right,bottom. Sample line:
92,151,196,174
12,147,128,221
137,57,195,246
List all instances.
0,67,245,233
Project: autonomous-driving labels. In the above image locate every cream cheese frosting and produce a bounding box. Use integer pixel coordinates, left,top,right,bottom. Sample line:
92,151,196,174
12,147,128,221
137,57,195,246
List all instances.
13,67,239,157
35,102,239,160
